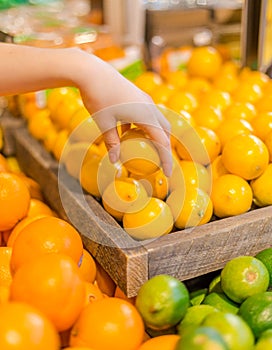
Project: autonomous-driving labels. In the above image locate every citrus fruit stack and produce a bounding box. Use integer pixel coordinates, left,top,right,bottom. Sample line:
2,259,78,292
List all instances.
13,45,272,241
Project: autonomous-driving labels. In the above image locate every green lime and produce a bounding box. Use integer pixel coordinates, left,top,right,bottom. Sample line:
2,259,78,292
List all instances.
202,311,255,350
239,291,272,338
178,304,218,335
255,248,272,287
135,274,190,330
175,326,229,350
190,288,208,306
221,256,269,303
209,274,223,294
203,292,239,314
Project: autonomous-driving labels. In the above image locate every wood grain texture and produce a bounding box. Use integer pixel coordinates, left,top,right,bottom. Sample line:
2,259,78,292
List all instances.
9,116,272,297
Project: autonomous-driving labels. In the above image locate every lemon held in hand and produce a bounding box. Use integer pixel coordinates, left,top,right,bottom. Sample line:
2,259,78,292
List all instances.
119,128,161,176
135,274,190,331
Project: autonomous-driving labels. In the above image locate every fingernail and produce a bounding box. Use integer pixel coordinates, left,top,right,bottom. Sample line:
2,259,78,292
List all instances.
109,151,118,164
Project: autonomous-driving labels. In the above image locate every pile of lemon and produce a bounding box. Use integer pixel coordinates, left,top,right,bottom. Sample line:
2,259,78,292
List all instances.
15,46,272,241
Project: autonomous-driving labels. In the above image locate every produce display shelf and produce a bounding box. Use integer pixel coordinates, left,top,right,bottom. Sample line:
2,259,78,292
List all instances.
2,112,272,297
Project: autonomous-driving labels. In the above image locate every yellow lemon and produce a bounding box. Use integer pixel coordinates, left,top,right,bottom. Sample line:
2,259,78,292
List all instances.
166,91,198,114
193,105,223,131
207,155,229,183
251,111,272,141
216,118,254,148
224,101,257,122
132,168,169,200
102,177,148,221
134,71,163,94
175,126,221,166
123,197,173,240
187,46,222,80
265,129,272,162
120,128,160,176
169,160,211,194
221,134,269,180
250,163,272,207
211,174,253,218
166,187,213,229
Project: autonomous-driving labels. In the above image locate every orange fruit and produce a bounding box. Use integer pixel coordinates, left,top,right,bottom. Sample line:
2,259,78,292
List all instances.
134,71,163,94
215,117,254,148
64,348,95,350
0,246,12,287
250,163,272,207
138,334,180,350
10,253,86,332
166,187,213,229
166,90,198,113
0,153,11,172
114,285,136,305
95,261,116,297
207,155,229,182
211,174,253,218
84,281,104,306
187,46,222,80
0,301,60,349
27,198,54,217
193,105,223,131
0,172,30,231
123,197,174,240
221,134,269,180
0,285,10,304
240,69,270,88
7,215,48,247
224,101,257,122
10,216,83,274
16,174,44,201
69,297,145,350
251,111,272,141
175,126,221,165
102,177,148,221
220,255,269,303
78,248,97,283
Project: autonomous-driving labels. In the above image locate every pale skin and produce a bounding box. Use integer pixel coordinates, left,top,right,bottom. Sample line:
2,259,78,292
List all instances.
0,43,172,176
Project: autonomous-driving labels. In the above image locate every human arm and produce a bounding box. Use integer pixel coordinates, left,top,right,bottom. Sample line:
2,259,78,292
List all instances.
0,43,172,176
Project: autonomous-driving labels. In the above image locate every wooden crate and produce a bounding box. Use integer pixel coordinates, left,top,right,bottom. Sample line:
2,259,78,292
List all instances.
5,116,272,297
